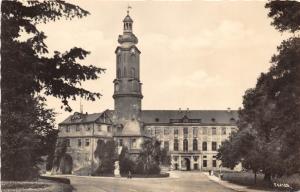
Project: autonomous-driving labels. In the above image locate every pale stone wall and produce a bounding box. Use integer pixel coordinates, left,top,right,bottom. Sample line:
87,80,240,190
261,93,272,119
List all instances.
58,123,114,175
145,125,237,171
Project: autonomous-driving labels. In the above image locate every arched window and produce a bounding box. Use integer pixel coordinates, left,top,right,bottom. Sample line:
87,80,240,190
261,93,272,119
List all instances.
117,55,121,64
174,139,179,151
202,141,207,151
212,142,217,151
193,139,198,151
123,67,127,77
115,83,119,92
183,139,188,151
117,68,121,78
131,67,135,78
131,81,135,92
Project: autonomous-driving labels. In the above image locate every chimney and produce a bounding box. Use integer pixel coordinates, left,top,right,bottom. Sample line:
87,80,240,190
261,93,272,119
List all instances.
227,107,231,113
80,98,83,114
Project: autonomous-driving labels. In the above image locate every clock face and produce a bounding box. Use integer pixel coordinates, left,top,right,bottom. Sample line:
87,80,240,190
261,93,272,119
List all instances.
130,48,136,55
117,49,121,55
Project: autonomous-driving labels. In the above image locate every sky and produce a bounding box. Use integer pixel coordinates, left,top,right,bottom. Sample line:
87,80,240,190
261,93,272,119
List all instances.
38,0,289,126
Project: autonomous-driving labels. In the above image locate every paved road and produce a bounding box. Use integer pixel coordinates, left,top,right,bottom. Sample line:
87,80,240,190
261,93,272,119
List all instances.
65,171,235,192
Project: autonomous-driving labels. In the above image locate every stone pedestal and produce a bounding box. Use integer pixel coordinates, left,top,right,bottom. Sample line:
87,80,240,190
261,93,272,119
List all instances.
114,161,120,177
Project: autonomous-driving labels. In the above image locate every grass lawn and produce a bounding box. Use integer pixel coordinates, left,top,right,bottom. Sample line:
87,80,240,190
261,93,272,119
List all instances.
215,171,300,191
1,179,72,192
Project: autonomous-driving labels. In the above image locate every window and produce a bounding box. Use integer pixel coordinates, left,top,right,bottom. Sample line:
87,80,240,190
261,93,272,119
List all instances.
212,142,217,151
115,83,119,91
164,128,169,135
183,127,188,136
155,118,160,122
193,127,198,137
151,128,155,136
97,125,102,132
203,155,207,158
174,139,179,151
107,126,112,133
119,139,123,146
117,68,121,78
86,125,91,131
221,127,226,135
155,127,160,136
76,125,80,132
66,139,70,147
203,160,207,167
193,139,198,151
213,160,217,167
194,163,199,170
183,139,188,151
202,127,207,135
131,67,135,78
66,126,70,132
212,127,217,135
117,126,123,133
78,139,81,147
85,139,90,146
202,142,207,151
174,128,178,138
164,141,169,151
117,54,121,65
123,67,127,77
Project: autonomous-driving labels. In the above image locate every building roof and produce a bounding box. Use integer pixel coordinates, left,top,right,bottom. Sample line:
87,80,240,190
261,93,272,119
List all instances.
59,110,113,125
140,110,238,125
123,15,133,22
60,109,238,126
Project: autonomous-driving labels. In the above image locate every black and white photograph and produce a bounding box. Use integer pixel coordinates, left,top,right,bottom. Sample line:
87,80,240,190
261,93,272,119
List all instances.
1,0,300,192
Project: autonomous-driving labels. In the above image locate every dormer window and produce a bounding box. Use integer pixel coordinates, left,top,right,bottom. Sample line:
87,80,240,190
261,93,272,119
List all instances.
66,126,70,132
155,118,160,122
230,117,236,122
211,118,216,122
71,112,82,121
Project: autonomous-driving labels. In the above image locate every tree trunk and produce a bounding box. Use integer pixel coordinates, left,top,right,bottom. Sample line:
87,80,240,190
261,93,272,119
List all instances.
254,171,257,185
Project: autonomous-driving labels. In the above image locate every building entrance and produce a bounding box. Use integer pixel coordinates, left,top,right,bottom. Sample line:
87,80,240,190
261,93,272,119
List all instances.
183,157,191,171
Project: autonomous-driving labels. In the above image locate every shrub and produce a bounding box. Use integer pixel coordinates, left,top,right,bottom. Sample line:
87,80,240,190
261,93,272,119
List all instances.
39,176,70,184
93,139,117,175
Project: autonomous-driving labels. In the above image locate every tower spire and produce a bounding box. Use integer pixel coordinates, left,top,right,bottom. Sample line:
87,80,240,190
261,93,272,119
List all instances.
123,6,133,33
127,5,132,15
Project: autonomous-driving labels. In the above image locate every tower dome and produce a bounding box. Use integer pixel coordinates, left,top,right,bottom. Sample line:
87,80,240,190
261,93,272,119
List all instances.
123,15,133,23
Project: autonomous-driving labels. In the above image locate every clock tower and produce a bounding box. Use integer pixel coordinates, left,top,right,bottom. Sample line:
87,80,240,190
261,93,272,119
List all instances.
113,10,144,139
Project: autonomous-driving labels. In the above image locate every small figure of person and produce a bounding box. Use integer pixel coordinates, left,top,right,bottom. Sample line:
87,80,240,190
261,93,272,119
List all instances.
128,170,132,179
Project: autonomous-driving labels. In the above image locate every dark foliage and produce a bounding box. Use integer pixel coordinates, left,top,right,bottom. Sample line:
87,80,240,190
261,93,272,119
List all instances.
93,139,117,175
218,1,300,183
52,138,68,172
135,139,162,175
119,146,135,175
1,0,104,180
266,1,300,33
